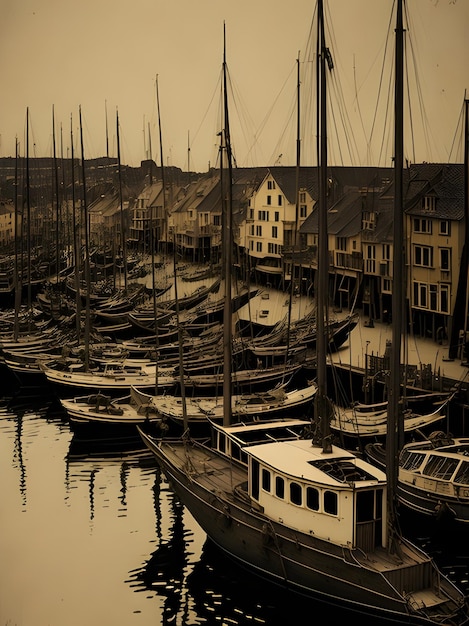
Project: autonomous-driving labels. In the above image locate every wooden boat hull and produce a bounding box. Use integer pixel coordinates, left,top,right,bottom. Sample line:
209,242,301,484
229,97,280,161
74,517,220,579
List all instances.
138,430,468,624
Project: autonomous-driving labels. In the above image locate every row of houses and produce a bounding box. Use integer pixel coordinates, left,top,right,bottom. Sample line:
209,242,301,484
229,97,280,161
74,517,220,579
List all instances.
0,161,466,355
135,162,464,355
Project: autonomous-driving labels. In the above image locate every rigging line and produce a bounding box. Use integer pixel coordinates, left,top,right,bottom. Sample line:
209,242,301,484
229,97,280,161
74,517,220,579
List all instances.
368,7,395,165
245,61,298,166
189,71,222,150
404,50,417,164
352,53,370,162
448,97,466,163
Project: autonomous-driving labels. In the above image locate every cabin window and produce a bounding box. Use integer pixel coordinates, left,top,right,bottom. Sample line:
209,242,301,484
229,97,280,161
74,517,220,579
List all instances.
251,458,260,500
306,486,319,511
274,476,284,499
231,444,242,463
454,461,469,485
262,468,271,492
401,450,425,470
290,482,302,506
356,490,376,522
324,490,338,515
424,456,459,480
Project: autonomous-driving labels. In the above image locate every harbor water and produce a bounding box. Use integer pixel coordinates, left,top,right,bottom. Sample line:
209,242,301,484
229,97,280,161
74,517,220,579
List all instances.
2,310,469,625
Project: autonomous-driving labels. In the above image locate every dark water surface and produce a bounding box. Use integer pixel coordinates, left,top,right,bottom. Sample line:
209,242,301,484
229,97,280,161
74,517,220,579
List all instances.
1,389,469,626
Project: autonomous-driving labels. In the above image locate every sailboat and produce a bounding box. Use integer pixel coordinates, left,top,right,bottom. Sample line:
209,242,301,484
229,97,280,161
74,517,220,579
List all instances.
137,7,469,623
365,99,469,530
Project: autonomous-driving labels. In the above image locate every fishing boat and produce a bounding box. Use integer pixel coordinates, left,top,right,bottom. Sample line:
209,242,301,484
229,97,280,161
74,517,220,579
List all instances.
60,386,164,439
39,357,176,396
137,9,469,623
330,392,451,439
365,432,469,528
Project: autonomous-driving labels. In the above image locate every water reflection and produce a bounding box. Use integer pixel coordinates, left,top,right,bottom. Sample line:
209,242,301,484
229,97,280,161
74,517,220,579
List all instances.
66,435,156,521
2,393,469,625
130,493,192,625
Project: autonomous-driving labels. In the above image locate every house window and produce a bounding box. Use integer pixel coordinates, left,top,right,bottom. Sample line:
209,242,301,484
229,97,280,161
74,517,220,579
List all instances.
414,245,433,268
362,210,375,230
267,180,276,190
267,195,272,205
440,220,451,236
258,210,269,221
272,226,278,239
256,225,262,237
256,241,262,252
250,225,255,236
336,237,347,251
278,195,283,206
300,204,307,218
413,218,432,234
441,284,449,313
299,191,306,203
413,282,428,308
365,245,376,274
382,243,391,260
249,208,254,220
274,211,280,222
422,196,436,212
440,248,450,271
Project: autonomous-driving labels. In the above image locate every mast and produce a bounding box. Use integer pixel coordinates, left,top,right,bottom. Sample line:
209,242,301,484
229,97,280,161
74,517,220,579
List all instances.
222,22,234,427
70,115,82,341
13,138,21,341
52,105,60,285
116,109,128,292
156,75,167,254
286,54,302,364
386,0,405,549
79,106,91,372
25,108,32,320
314,0,332,453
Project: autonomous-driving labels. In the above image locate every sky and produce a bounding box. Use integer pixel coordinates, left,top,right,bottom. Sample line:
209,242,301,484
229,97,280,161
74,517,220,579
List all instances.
0,0,467,172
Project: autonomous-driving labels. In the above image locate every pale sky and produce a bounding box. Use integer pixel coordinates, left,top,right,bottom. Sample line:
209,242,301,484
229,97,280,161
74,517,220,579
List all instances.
0,0,467,171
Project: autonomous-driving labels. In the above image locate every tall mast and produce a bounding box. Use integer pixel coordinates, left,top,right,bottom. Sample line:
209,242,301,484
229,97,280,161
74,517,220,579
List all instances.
13,138,21,341
70,115,82,341
386,0,405,549
105,100,109,159
314,0,332,453
79,106,91,372
116,109,128,292
156,75,167,252
222,22,234,427
286,54,302,364
52,105,60,285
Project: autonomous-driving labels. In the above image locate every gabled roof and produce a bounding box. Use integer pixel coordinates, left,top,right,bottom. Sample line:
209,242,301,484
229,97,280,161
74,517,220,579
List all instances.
88,192,121,217
405,163,464,221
